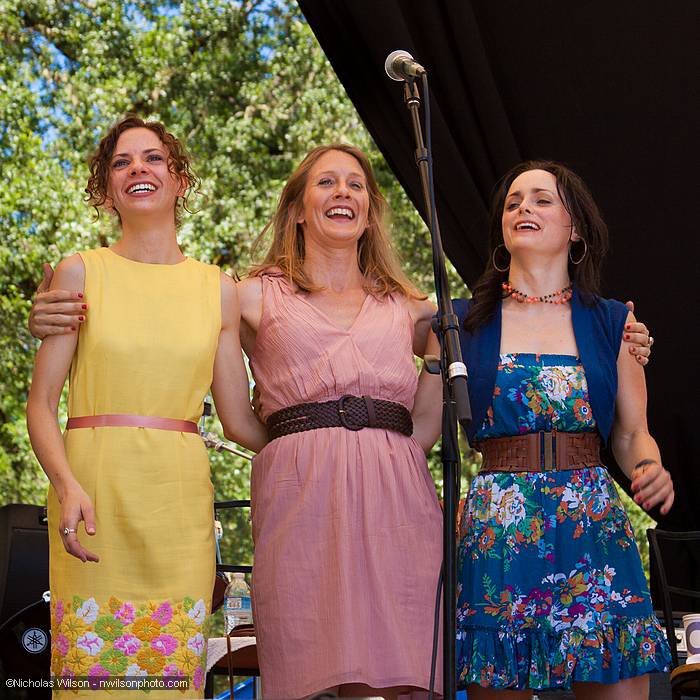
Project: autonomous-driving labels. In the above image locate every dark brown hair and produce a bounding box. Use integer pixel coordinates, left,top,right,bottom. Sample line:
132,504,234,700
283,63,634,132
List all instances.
464,160,609,332
250,143,424,299
84,114,199,227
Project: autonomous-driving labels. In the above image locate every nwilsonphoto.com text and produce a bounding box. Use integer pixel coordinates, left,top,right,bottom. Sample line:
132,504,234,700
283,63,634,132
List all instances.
6,676,190,691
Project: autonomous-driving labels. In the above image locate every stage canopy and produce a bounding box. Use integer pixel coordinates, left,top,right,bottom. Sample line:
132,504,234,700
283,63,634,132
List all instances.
298,0,700,530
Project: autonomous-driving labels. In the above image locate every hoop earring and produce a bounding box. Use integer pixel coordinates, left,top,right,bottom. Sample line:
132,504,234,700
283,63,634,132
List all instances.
568,238,588,265
491,243,510,272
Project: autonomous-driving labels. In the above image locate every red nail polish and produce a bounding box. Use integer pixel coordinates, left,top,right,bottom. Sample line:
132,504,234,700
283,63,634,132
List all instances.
624,334,630,340
79,316,84,321
78,293,84,298
82,304,87,309
71,327,76,331
625,324,630,330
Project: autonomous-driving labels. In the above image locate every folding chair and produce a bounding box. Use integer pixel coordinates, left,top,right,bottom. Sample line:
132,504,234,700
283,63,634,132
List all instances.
647,528,700,699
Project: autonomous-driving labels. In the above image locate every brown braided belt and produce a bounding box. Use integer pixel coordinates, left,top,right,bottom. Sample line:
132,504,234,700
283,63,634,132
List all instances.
477,431,602,473
266,394,413,440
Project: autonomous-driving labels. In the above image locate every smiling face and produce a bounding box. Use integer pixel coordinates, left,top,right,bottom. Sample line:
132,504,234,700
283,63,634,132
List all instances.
502,169,578,259
105,127,184,222
298,150,370,249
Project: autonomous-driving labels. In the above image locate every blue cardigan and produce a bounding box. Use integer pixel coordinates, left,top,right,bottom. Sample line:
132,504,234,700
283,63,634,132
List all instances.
452,287,628,445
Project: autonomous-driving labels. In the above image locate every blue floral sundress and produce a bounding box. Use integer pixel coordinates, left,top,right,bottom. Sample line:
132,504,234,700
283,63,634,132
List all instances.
456,353,670,690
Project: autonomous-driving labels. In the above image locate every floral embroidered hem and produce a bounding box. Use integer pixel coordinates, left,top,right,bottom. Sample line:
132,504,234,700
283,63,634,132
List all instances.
457,613,669,690
50,595,210,693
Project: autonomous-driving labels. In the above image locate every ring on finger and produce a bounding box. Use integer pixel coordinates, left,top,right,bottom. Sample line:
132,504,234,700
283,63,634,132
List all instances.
63,527,77,536
648,335,654,347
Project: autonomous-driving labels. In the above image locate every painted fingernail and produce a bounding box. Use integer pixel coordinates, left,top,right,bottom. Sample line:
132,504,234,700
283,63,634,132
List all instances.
82,304,87,309
78,293,84,298
625,324,631,330
78,316,84,321
644,502,651,509
624,334,630,340
71,326,76,331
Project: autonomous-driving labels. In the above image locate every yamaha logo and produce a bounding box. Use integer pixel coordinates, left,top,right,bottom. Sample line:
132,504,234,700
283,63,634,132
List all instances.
21,627,48,654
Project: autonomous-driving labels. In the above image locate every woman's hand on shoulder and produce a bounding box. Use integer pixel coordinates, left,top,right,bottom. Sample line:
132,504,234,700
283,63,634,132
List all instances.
29,262,88,339
614,310,648,415
622,300,653,366
29,255,86,400
36,255,85,353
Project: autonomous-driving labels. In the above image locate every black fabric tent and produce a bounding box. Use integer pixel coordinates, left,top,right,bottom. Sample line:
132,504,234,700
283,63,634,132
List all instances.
298,0,700,530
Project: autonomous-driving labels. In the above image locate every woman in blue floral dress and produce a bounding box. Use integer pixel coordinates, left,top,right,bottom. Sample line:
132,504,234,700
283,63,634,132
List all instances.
453,161,674,699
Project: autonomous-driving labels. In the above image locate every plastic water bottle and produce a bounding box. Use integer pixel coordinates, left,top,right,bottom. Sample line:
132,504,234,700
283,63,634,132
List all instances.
224,573,253,634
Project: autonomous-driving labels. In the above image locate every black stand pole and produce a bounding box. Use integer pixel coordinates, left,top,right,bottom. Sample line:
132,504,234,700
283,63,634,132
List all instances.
401,77,471,699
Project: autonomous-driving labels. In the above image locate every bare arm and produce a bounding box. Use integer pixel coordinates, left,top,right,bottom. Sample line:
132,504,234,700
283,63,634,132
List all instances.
26,255,99,562
236,275,263,357
611,311,673,515
29,263,87,339
409,299,442,453
211,273,268,453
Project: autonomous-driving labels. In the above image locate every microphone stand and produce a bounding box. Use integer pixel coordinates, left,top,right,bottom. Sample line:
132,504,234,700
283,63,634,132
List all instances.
401,76,471,699
200,396,254,461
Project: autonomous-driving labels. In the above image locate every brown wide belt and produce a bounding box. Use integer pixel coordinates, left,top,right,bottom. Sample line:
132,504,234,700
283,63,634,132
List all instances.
267,395,413,440
66,414,199,433
477,431,602,473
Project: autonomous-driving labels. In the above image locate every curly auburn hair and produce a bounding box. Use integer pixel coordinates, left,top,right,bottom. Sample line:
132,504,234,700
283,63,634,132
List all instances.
84,114,200,227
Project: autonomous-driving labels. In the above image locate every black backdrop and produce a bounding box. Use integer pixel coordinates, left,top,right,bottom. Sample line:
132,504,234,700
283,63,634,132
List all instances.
297,0,700,530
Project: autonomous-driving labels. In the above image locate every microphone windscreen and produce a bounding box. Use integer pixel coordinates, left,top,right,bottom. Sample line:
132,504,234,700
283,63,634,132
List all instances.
385,49,414,81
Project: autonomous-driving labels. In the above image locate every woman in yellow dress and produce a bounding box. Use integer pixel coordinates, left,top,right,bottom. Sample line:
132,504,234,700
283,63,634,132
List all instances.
26,116,267,697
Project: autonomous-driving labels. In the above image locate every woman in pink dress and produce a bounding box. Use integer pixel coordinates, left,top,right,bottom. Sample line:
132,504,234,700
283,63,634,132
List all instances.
235,143,444,698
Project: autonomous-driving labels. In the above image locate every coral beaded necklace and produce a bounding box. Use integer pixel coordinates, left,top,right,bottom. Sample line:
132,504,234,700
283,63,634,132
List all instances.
502,281,573,305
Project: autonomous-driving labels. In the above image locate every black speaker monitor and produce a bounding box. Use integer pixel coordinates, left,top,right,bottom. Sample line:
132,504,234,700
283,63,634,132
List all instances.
0,504,49,627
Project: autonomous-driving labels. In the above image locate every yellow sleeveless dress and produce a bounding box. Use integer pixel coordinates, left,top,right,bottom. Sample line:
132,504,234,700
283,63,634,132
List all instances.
47,248,219,697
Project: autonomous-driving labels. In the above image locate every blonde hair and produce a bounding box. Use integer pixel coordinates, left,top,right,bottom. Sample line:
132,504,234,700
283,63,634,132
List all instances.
250,143,424,299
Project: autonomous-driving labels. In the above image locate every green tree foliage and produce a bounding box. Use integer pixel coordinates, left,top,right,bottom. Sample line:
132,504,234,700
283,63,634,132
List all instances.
0,0,441,515
0,0,653,576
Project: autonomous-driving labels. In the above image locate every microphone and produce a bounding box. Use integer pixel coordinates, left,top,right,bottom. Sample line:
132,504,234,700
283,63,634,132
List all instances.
384,50,426,81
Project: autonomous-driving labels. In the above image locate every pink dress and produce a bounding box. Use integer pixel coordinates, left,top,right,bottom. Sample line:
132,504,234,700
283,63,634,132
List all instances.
249,270,443,698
